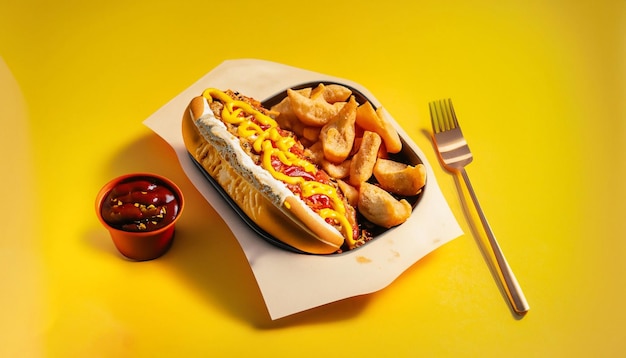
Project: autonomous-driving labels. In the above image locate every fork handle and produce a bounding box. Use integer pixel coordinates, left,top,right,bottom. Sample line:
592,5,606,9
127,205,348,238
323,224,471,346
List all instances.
459,168,530,314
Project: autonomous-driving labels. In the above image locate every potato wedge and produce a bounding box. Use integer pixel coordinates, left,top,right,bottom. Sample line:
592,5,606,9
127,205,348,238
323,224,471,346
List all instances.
355,102,402,153
302,126,321,144
271,87,312,131
319,96,358,163
358,182,412,228
337,179,359,208
373,158,426,196
322,158,351,179
288,88,341,126
324,84,352,103
349,131,382,186
304,141,324,165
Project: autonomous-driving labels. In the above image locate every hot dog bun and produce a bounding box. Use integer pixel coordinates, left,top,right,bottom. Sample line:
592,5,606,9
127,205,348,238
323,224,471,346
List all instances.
183,92,353,254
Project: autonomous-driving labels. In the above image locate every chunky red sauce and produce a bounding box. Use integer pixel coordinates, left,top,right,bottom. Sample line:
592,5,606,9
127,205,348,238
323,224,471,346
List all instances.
101,178,179,232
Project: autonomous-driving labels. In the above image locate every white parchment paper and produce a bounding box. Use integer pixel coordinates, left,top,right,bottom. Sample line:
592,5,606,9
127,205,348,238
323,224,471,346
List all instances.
143,59,463,319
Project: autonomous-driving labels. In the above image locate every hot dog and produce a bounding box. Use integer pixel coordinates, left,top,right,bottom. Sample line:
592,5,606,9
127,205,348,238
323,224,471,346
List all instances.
183,88,364,254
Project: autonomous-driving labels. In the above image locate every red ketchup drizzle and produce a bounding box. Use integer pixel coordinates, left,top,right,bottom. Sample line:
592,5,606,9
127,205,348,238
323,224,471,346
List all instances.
283,165,316,181
270,157,317,181
101,179,179,232
270,156,337,213
307,194,332,210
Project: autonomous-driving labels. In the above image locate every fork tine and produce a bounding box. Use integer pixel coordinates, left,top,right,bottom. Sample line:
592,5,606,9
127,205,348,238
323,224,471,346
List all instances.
440,99,451,130
429,99,452,133
429,101,441,133
439,98,452,130
446,98,459,129
436,100,446,131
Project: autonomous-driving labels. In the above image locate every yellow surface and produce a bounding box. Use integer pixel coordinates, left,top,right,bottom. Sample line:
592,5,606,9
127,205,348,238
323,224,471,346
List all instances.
1,0,624,356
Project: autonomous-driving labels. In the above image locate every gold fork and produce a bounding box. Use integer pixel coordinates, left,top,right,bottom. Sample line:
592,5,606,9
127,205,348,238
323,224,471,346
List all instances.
429,98,530,315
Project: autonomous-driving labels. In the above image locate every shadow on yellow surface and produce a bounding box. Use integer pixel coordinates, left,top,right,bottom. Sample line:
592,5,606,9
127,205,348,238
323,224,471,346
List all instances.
421,128,528,320
91,132,388,327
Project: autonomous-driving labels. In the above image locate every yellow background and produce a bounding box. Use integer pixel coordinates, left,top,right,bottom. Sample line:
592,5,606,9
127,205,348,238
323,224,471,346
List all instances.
1,0,624,356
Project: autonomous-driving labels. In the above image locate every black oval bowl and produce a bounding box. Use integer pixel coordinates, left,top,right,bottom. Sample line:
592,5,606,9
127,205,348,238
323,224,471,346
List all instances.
191,81,426,255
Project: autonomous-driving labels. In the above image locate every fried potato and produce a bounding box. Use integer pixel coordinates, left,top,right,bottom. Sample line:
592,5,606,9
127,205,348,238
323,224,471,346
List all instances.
287,88,342,126
319,96,358,163
358,182,412,228
355,101,402,153
310,83,352,103
322,158,351,179
350,137,362,157
352,135,389,158
270,96,297,130
304,141,324,165
271,88,312,131
337,180,359,207
302,126,321,144
373,158,426,196
309,83,324,98
276,84,422,232
349,131,382,186
377,141,390,159
296,87,313,97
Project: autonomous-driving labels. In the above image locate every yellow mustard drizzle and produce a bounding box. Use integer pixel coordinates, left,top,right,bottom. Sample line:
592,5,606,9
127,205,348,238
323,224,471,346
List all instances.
202,88,355,246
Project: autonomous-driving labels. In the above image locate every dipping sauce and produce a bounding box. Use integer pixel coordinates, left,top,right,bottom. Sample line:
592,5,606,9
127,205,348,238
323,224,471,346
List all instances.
100,178,180,232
